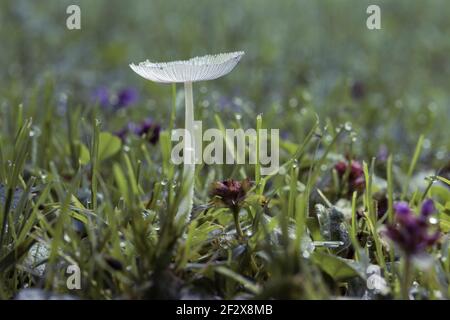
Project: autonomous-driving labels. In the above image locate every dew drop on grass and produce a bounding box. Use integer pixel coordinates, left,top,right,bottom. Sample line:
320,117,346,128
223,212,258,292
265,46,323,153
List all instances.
201,100,210,108
344,122,352,131
63,233,71,243
160,179,168,186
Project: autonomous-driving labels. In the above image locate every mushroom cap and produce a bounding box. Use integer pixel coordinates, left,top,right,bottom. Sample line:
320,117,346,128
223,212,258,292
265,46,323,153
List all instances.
129,51,244,83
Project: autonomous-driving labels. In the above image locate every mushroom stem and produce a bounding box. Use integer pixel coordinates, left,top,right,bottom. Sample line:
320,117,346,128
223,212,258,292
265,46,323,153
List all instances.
177,81,195,221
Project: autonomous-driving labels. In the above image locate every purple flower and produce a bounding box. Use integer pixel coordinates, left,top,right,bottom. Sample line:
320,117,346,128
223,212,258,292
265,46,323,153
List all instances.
92,87,139,110
115,126,130,142
385,200,440,256
420,199,435,217
393,201,411,216
92,87,110,108
114,119,160,145
134,118,161,145
115,88,139,109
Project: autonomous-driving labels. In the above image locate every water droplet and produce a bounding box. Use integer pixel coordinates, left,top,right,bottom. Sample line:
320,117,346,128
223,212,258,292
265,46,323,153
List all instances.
235,114,242,120
429,217,438,225
201,100,210,108
344,122,352,131
63,234,71,243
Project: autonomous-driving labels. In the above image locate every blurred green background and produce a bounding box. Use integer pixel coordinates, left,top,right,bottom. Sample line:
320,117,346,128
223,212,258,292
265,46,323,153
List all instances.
0,0,449,168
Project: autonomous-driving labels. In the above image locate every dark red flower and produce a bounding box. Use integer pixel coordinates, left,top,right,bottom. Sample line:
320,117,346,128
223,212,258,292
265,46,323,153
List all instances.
334,159,365,194
210,178,252,212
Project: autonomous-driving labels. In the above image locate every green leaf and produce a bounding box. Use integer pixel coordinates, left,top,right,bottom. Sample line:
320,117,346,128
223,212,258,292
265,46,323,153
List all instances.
311,252,364,281
215,266,261,294
436,176,450,187
98,132,121,162
430,185,450,204
440,215,450,232
75,141,90,165
439,206,450,233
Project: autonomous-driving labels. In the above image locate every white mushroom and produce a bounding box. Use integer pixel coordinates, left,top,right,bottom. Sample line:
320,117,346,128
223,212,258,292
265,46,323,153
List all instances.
130,51,245,221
